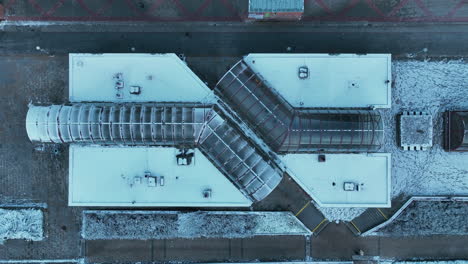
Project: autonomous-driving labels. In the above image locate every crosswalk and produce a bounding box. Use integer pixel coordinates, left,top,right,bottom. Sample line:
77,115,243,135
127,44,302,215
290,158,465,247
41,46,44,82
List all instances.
346,208,389,235
294,201,330,236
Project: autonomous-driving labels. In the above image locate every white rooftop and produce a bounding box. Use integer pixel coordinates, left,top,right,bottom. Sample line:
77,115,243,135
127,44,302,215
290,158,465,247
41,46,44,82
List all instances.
69,145,252,207
244,53,391,108
281,153,391,207
69,53,215,103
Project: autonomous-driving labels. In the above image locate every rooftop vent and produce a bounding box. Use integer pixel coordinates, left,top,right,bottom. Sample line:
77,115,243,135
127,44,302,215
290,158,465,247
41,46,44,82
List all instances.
298,66,309,79
203,188,212,199
400,111,433,151
176,149,195,166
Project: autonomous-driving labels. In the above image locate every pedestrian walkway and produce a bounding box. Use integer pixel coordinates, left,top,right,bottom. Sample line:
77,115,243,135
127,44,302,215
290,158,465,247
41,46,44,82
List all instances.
346,208,388,235
294,201,330,236
345,198,406,235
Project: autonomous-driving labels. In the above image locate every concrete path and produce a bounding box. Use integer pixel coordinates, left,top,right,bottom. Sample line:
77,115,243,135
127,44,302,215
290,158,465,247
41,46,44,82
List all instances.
85,236,307,263
312,223,468,260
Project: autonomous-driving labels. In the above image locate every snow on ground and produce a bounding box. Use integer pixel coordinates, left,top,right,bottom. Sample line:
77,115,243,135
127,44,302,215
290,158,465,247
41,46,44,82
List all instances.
315,207,367,222
383,59,468,199
367,199,468,236
312,198,367,221
177,211,310,237
0,209,44,243
316,59,468,221
82,211,311,240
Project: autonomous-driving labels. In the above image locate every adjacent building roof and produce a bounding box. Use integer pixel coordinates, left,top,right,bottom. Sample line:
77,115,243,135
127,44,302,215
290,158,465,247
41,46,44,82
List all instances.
249,0,304,12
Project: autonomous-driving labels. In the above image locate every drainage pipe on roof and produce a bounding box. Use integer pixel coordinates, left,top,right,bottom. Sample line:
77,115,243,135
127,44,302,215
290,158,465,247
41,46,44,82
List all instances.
25,104,283,201
215,60,384,153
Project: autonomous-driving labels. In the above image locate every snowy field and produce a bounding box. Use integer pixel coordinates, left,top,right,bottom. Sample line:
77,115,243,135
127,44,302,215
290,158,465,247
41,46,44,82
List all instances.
82,211,311,240
317,59,468,221
367,199,468,236
383,60,468,198
0,209,44,243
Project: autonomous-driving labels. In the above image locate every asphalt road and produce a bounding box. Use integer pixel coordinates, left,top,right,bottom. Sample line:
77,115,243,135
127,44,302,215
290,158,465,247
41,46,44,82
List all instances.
0,23,468,57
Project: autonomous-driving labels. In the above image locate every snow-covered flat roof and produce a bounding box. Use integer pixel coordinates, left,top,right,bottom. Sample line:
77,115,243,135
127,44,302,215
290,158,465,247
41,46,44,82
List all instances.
244,54,391,108
69,145,252,207
69,53,215,103
281,153,391,207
